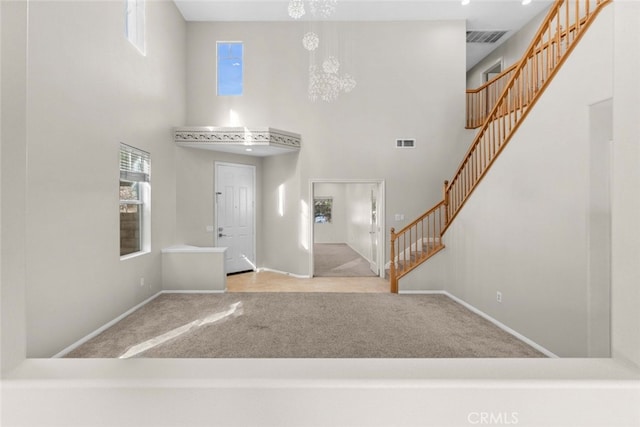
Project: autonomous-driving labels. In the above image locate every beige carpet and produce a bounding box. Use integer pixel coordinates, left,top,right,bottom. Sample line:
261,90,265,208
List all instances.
314,243,377,277
65,293,545,358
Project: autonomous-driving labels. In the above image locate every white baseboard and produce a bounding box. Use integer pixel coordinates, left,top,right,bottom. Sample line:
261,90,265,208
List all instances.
346,242,374,266
399,289,558,358
162,290,225,294
257,267,311,279
53,289,226,358
55,286,557,360
52,291,163,358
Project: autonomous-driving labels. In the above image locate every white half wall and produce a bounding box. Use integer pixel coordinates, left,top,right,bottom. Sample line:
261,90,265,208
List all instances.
403,6,614,357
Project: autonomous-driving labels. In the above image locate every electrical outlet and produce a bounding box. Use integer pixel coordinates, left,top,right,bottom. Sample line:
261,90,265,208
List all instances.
496,291,502,303
140,277,145,288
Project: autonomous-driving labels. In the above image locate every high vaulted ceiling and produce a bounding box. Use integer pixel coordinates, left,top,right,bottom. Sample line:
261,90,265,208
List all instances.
174,0,553,70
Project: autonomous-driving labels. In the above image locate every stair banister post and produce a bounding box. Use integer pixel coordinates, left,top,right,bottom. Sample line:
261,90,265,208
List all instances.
443,180,449,225
390,227,397,293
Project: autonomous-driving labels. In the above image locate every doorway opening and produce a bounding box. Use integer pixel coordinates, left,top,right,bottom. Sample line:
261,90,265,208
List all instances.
309,180,385,279
482,59,503,83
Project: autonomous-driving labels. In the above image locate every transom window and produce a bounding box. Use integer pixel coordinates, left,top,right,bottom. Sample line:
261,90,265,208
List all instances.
217,42,244,96
126,0,146,55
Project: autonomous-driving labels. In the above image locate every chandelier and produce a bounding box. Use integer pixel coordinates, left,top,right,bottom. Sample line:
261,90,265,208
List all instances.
288,0,356,102
287,0,337,19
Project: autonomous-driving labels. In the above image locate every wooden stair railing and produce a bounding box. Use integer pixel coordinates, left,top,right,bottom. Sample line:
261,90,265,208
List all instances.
466,64,517,129
389,190,447,293
390,0,612,293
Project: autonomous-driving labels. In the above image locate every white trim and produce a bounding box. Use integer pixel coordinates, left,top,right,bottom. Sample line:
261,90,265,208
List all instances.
52,291,163,358
52,289,231,358
398,290,558,358
161,290,226,294
257,267,311,279
346,242,374,266
119,250,151,261
398,290,447,295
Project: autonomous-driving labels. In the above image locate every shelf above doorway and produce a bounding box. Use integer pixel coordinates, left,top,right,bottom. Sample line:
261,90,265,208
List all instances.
174,126,301,157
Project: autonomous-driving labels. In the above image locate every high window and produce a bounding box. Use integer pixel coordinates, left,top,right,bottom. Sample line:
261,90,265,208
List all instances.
119,144,150,257
217,42,244,96
126,0,146,55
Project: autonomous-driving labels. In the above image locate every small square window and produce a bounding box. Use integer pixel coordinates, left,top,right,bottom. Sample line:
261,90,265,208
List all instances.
314,197,333,224
217,42,243,96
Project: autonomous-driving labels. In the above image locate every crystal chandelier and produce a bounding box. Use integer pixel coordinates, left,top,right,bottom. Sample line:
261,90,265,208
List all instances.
288,0,338,19
288,0,305,19
308,0,338,18
289,0,356,102
308,58,357,102
302,32,319,51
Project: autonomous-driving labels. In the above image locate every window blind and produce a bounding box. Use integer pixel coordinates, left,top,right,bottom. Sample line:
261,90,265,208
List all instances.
120,143,150,182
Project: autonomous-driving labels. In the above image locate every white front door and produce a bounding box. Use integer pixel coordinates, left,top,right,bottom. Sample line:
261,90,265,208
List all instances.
215,163,255,274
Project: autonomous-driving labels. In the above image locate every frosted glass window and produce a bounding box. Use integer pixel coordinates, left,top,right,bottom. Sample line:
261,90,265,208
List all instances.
217,42,244,96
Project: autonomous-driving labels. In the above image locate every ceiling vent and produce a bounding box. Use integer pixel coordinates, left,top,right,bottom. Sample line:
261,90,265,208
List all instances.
466,30,508,43
396,139,415,148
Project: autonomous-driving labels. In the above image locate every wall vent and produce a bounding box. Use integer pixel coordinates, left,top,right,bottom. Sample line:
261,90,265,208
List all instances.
396,139,415,148
466,30,508,44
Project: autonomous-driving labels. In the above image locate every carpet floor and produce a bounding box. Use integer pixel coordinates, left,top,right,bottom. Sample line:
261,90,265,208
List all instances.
65,293,545,358
314,243,377,277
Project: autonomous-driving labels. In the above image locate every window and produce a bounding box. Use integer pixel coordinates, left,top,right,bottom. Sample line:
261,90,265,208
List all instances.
217,42,243,96
120,144,150,257
126,0,146,55
314,197,333,224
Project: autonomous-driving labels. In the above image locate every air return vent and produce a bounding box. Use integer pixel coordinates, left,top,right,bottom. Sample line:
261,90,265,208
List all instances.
396,139,415,148
466,30,508,43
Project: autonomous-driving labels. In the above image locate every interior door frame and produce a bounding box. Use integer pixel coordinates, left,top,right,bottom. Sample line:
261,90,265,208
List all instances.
214,161,257,272
309,179,386,279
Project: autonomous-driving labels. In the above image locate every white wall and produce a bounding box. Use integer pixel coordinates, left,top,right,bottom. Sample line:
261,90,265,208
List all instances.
1,0,28,372
313,183,347,244
587,99,613,357
21,1,186,358
186,20,467,276
466,8,548,88
345,183,376,262
611,0,640,367
403,6,614,357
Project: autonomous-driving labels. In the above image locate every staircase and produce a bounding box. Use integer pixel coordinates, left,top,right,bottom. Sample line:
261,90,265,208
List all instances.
389,0,612,293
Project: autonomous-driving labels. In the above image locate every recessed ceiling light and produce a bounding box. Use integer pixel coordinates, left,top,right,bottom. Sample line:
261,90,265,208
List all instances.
245,148,253,152
462,0,470,5
522,0,532,5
